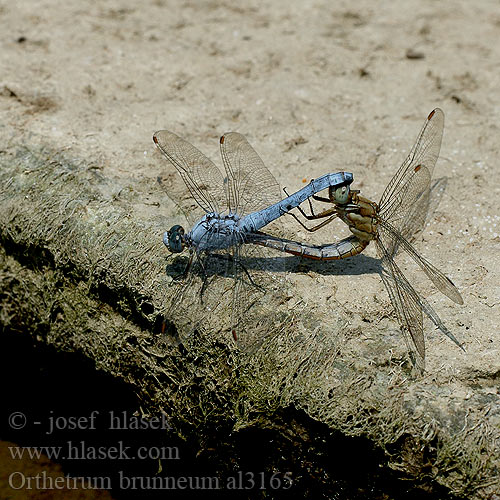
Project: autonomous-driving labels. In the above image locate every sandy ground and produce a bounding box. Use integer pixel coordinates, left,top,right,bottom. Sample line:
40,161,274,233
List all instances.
1,0,499,497
1,0,498,377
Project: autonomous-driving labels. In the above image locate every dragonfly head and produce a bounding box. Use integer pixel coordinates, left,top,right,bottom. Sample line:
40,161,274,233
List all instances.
163,225,186,253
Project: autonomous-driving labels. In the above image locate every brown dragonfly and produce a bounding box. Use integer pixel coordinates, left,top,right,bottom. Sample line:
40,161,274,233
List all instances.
253,109,464,371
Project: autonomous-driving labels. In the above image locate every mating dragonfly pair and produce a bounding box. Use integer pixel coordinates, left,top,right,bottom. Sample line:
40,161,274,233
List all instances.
153,109,463,371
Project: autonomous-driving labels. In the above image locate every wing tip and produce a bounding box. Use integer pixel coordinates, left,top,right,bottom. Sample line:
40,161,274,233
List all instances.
409,351,426,374
428,107,444,121
446,277,464,305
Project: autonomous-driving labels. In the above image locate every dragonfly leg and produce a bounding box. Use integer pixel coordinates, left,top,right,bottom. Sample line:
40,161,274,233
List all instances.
283,186,337,219
197,252,234,303
299,193,337,218
311,194,334,204
199,274,211,304
203,251,263,291
298,205,337,221
287,210,338,232
199,252,262,288
238,259,265,291
197,254,213,303
283,186,318,218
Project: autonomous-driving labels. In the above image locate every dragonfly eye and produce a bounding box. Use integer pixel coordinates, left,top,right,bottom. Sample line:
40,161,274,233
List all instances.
334,185,350,204
164,225,185,253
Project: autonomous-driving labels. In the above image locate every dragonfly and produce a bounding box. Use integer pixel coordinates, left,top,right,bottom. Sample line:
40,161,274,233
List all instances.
153,129,353,347
253,109,463,371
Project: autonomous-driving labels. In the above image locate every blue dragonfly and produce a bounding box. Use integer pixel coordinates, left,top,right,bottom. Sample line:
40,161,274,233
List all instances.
153,130,352,347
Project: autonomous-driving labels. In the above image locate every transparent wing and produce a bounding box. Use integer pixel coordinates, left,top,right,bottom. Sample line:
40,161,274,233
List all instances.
219,132,281,217
379,254,426,372
378,108,444,233
156,170,205,227
379,220,464,305
153,229,288,352
398,177,448,245
154,131,228,223
377,231,463,372
227,234,289,352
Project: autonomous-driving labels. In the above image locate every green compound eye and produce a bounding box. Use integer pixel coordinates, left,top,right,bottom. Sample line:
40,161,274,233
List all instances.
335,185,350,204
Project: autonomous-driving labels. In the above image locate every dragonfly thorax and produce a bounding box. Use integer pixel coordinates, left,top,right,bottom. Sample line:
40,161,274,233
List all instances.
338,192,379,242
187,212,242,252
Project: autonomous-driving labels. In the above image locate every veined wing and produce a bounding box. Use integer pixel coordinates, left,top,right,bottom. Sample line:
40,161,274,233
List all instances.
396,177,447,246
380,251,464,371
377,227,463,370
383,174,430,256
227,233,280,351
155,228,258,348
378,220,464,305
378,109,444,231
219,132,281,217
170,228,285,350
379,249,426,372
378,237,462,372
154,130,228,223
